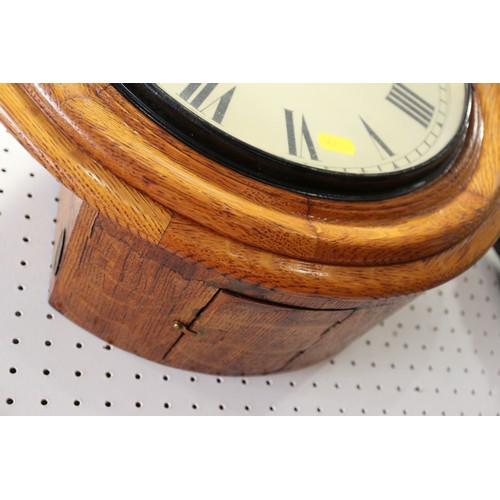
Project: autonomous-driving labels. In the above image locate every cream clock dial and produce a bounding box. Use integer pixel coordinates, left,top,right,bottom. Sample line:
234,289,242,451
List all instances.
116,83,471,199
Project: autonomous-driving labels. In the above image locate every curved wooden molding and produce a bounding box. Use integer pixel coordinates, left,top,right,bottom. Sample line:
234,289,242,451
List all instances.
0,83,499,302
2,82,500,375
0,84,173,244
12,83,497,268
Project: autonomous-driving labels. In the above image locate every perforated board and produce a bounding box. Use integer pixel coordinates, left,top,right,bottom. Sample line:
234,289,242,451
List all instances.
1,126,499,416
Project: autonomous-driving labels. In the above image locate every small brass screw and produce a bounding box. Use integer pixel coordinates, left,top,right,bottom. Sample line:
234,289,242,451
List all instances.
173,321,199,337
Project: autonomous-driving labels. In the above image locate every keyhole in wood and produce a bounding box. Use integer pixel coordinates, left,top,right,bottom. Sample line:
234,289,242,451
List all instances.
53,228,66,276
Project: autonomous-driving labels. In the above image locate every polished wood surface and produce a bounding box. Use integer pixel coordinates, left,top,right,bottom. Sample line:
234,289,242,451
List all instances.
49,189,411,375
0,84,498,301
0,85,172,244
11,83,497,266
1,83,499,375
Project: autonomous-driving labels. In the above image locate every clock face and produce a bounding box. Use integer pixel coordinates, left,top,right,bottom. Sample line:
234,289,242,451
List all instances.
115,83,471,199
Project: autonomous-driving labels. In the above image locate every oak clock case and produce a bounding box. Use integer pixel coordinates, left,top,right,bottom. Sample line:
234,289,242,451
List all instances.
0,83,498,377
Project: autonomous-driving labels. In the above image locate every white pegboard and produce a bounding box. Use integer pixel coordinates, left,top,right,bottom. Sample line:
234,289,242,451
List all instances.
1,126,499,416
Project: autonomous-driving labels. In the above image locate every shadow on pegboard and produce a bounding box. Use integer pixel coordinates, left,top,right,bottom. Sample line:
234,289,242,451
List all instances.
457,245,500,398
495,239,500,284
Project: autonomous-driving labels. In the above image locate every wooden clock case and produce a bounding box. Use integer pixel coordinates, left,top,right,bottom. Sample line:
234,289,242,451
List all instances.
0,83,499,376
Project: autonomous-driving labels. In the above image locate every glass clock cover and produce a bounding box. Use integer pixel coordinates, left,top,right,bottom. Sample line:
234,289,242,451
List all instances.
116,83,471,200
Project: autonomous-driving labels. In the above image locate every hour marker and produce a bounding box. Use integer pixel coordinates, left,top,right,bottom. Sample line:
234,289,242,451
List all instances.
154,83,466,177
178,83,235,124
360,117,394,159
284,109,319,161
386,83,435,128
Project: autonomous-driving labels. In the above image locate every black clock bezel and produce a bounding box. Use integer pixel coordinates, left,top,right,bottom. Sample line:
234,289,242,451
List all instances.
113,83,472,201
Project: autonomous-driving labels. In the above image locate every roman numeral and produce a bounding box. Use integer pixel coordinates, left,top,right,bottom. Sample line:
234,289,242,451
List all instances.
178,83,235,124
284,109,319,161
360,117,394,159
386,83,435,128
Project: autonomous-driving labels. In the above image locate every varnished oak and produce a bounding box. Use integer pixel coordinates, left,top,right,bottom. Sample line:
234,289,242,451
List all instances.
0,83,499,375
163,290,353,375
0,85,173,244
49,188,411,375
0,84,498,300
16,83,496,266
50,190,220,363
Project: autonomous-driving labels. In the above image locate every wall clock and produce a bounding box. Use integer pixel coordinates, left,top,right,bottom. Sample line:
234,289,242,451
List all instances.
117,83,470,200
0,83,498,376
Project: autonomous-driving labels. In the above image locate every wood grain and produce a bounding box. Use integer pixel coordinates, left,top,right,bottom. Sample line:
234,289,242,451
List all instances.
163,290,353,375
47,189,410,374
14,83,496,267
45,189,492,375
158,206,500,302
0,84,173,244
0,83,498,302
0,82,499,375
284,300,412,371
50,189,219,362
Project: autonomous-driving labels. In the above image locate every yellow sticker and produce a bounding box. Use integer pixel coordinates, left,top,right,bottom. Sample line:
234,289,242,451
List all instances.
318,133,355,155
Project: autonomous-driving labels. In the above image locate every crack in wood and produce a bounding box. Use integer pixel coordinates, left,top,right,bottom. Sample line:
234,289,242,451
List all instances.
161,289,221,360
